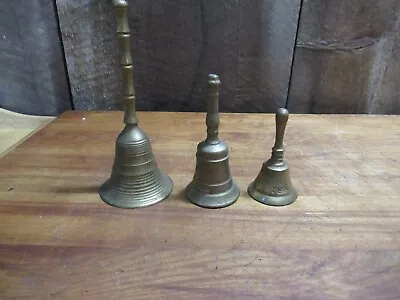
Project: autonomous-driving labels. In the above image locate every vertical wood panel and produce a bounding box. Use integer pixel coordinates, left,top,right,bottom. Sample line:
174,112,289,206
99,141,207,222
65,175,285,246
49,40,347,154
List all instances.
138,0,202,111
57,0,301,113
181,0,240,112
237,0,301,112
288,0,400,114
56,0,122,110
56,0,202,111
0,0,71,116
366,17,400,114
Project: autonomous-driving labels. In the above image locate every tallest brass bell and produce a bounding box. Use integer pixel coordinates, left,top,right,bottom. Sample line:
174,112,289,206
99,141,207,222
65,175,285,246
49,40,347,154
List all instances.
99,0,173,208
185,74,240,208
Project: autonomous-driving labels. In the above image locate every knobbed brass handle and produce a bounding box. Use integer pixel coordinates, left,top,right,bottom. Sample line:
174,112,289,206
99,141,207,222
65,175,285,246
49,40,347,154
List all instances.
113,0,137,125
274,108,289,149
272,108,289,162
205,74,221,144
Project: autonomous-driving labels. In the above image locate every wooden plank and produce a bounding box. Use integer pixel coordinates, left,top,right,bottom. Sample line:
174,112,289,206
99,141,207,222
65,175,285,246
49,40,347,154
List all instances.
0,108,54,157
0,111,399,299
0,0,71,116
288,0,400,114
57,0,300,112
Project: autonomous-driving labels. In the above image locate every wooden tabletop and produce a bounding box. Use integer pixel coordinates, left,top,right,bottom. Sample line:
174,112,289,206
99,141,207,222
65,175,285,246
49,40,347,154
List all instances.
0,111,399,299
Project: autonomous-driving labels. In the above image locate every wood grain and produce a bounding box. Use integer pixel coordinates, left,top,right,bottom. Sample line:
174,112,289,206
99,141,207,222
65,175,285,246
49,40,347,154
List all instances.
0,111,399,299
288,0,400,114
0,0,71,116
56,0,300,112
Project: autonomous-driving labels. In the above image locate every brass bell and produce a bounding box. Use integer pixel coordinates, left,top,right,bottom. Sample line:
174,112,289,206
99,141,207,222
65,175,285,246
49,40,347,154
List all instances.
248,108,298,206
185,74,240,208
99,0,173,208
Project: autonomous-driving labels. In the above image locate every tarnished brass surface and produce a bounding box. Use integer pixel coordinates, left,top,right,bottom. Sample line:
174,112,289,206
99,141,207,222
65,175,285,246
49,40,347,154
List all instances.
185,74,239,208
248,108,297,206
99,0,173,208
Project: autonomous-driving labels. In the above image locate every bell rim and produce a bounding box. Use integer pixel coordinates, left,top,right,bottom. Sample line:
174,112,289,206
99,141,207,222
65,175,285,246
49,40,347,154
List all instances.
247,181,297,207
185,181,240,209
99,174,173,209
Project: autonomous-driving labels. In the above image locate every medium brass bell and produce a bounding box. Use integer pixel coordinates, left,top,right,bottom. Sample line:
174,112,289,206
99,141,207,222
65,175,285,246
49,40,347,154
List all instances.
99,0,173,208
248,108,297,206
185,74,240,208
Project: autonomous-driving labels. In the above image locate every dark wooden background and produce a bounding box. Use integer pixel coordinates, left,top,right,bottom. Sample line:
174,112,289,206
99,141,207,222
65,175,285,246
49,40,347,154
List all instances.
0,0,71,115
1,0,399,116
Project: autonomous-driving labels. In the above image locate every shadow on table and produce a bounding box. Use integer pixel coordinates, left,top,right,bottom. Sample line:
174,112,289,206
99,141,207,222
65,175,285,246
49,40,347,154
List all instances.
53,186,100,194
53,185,193,207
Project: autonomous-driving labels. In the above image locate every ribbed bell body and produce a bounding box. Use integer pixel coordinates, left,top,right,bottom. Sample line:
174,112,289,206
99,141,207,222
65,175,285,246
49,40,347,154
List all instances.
248,108,297,206
100,125,172,208
99,0,172,208
185,74,239,208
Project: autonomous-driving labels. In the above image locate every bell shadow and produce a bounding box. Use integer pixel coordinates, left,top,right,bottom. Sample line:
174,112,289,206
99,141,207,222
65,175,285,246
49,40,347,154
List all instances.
168,188,191,204
53,186,100,194
177,188,190,203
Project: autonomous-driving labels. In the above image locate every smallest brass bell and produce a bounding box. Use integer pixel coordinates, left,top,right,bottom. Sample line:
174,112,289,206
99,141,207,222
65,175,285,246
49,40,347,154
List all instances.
248,108,298,206
185,74,240,208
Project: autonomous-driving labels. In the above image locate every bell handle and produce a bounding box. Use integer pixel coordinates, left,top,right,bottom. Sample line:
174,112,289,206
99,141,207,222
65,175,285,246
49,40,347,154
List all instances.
273,107,289,151
113,0,138,125
206,74,221,143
